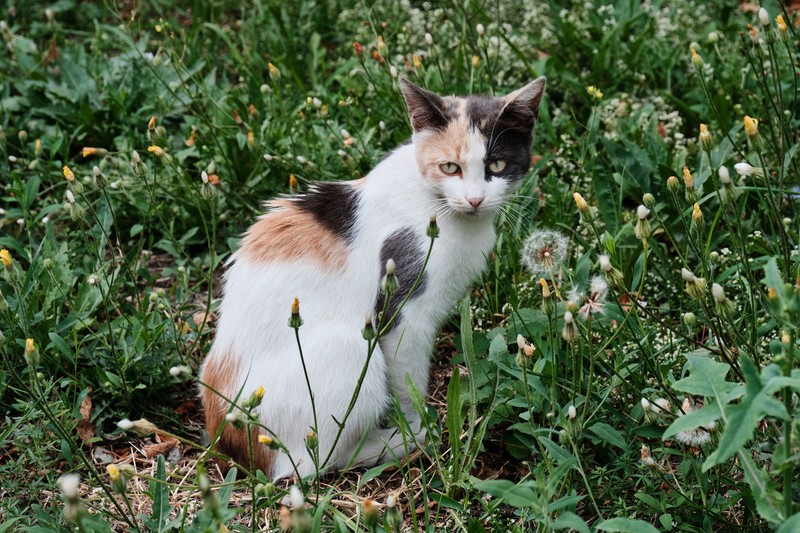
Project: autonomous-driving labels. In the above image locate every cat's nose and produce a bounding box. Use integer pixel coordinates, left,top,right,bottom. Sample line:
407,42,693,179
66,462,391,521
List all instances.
467,197,484,209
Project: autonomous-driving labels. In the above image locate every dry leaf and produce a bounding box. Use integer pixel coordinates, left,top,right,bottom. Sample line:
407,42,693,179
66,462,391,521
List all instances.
75,389,95,446
142,434,180,459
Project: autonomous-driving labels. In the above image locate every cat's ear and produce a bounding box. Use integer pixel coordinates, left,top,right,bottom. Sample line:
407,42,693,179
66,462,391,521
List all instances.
499,77,546,130
399,78,449,132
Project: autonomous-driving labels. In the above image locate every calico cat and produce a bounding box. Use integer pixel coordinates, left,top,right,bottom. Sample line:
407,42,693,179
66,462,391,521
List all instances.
201,77,546,479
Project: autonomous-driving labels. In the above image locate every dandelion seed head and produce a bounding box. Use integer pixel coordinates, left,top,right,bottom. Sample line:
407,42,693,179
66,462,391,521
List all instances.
521,230,568,276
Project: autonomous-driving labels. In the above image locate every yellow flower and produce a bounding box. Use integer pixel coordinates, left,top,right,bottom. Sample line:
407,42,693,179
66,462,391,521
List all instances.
743,115,758,138
107,464,120,481
572,192,589,212
777,15,788,40
289,174,298,190
63,165,75,181
683,166,694,189
586,85,603,100
25,338,34,354
258,434,273,445
412,54,422,69
34,139,42,157
539,278,551,298
268,63,280,80
691,48,702,68
698,123,712,150
254,385,264,400
377,35,386,52
81,147,106,158
247,131,255,149
692,202,703,224
291,297,300,315
148,116,156,130
471,55,480,68
0,248,12,268
147,145,165,157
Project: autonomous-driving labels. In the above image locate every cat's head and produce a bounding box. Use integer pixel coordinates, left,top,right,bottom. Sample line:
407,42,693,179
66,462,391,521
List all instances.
400,78,545,217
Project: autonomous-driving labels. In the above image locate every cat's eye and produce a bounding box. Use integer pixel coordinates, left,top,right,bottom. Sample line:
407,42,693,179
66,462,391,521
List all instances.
439,162,461,175
488,160,508,173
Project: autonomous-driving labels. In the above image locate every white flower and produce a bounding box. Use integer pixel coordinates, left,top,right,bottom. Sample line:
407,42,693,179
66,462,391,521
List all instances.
8,155,17,163
132,150,141,165
263,153,273,161
386,493,397,508
476,23,485,36
758,7,769,27
201,171,209,184
590,276,607,296
117,418,134,430
341,129,351,139
681,268,696,283
42,216,49,224
169,366,181,377
16,218,24,226
564,311,574,324
718,166,730,184
599,254,612,272
521,229,569,276
66,190,75,204
87,275,97,285
289,485,305,509
636,205,650,220
734,162,755,176
58,473,81,500
425,33,433,46
93,166,101,177
711,283,725,303
379,121,386,130
652,398,671,414
567,405,577,419
385,259,396,275
225,412,237,423
337,149,347,158
641,398,651,411
296,155,307,164
390,65,398,78
579,276,608,318
312,97,322,108
674,398,714,446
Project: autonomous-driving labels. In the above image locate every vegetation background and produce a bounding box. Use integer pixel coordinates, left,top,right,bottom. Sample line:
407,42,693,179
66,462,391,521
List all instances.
1,0,799,531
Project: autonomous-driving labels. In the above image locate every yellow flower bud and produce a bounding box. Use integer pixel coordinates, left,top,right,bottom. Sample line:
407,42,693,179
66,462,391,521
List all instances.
698,123,712,150
539,278,550,298
413,54,422,69
691,48,703,68
147,145,165,157
0,248,12,268
148,116,156,131
572,192,589,212
743,115,758,138
692,202,703,223
683,166,694,189
471,55,480,68
777,15,788,40
268,63,280,80
107,464,120,481
63,165,75,181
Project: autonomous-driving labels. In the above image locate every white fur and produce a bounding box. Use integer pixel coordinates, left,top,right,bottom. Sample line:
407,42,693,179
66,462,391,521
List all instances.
203,141,516,479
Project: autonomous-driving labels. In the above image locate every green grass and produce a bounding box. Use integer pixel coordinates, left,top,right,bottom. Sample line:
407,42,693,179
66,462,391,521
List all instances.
1,0,799,531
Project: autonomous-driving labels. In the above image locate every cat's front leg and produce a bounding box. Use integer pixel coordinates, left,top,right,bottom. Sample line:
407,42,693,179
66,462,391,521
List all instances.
378,316,437,442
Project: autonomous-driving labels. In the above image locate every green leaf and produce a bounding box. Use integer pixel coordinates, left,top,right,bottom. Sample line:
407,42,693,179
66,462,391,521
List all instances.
141,455,172,531
588,422,627,449
552,512,590,533
671,355,741,403
704,357,788,470
472,478,537,509
537,436,576,466
596,517,660,533
777,512,800,533
445,368,464,467
663,405,720,440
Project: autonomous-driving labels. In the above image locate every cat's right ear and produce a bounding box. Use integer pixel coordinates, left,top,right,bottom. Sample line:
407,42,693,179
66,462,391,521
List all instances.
399,78,448,132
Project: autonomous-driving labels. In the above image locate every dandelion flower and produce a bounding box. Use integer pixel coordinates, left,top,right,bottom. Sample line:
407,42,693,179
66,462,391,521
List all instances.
579,276,608,318
521,229,568,276
63,166,75,181
58,473,81,500
758,7,769,27
567,405,577,420
0,249,12,268
743,115,758,138
476,23,485,36
147,145,165,157
734,162,758,177
289,485,305,509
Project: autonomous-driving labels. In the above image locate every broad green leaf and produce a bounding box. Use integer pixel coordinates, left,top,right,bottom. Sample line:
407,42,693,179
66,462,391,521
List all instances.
672,355,742,405
445,368,464,466
663,405,720,440
777,512,800,533
472,478,537,509
588,422,627,449
596,517,660,533
704,357,788,470
552,512,590,533
537,436,576,466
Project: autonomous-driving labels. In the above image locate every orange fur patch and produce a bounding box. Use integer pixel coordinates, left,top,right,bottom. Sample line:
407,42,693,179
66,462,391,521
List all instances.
416,105,484,179
238,201,348,268
202,352,274,475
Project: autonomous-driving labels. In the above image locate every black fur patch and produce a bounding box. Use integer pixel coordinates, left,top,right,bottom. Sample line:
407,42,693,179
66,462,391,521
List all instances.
294,182,360,242
466,96,533,182
374,227,428,330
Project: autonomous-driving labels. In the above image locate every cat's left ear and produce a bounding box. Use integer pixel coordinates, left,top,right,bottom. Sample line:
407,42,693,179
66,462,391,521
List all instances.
499,77,546,130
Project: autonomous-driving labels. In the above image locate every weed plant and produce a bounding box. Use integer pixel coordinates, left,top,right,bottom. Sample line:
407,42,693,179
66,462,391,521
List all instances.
1,0,799,531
